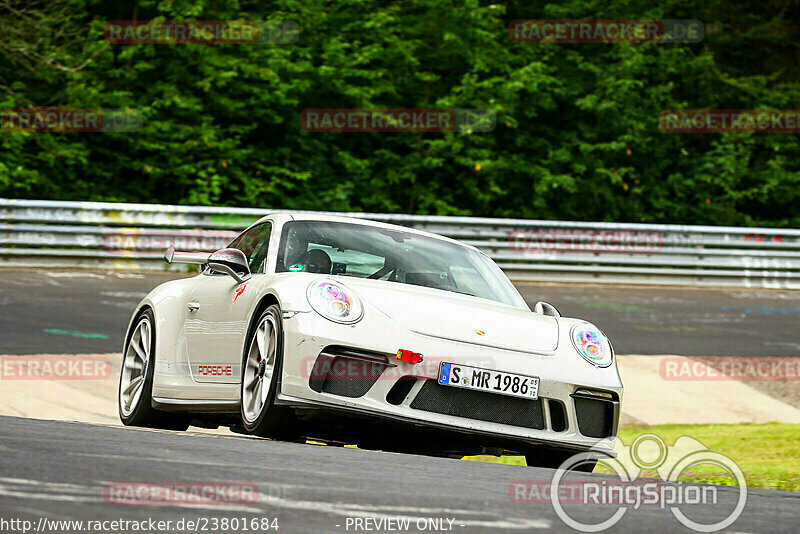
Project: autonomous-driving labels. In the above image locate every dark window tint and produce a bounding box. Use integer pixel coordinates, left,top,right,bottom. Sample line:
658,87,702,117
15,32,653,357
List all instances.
275,220,527,308
229,222,272,273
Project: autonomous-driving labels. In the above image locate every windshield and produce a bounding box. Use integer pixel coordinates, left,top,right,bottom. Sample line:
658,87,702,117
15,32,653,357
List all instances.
276,220,527,308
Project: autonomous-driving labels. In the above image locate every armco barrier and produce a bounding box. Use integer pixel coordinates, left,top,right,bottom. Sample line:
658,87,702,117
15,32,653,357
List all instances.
2,198,800,288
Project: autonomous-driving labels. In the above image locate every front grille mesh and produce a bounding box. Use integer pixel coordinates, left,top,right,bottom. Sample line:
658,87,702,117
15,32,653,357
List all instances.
574,396,615,438
410,380,545,430
320,356,387,398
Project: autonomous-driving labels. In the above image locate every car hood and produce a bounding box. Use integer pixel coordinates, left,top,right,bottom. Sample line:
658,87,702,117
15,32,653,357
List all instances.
342,278,559,354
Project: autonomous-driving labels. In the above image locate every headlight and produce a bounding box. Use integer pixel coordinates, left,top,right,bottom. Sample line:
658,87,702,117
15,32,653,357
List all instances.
306,280,364,324
570,323,613,367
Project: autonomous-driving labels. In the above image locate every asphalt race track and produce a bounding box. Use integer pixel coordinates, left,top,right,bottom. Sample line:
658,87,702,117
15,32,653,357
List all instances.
2,269,800,533
0,416,798,534
2,268,800,356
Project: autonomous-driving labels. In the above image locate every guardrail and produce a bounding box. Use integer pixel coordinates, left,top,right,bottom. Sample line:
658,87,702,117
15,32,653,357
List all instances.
2,198,800,288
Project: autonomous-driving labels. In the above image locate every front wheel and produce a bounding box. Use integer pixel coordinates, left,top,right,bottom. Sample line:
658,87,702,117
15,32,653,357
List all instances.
118,309,190,430
240,305,297,439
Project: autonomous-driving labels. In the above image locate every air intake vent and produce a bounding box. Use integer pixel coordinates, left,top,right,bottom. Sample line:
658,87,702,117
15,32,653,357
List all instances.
309,347,392,398
572,391,616,438
548,400,567,432
386,376,418,405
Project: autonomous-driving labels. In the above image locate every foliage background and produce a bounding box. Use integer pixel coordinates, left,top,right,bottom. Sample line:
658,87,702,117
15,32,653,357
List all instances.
1,0,799,226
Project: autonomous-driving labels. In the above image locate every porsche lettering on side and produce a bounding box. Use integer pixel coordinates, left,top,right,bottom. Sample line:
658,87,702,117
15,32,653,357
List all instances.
118,213,622,469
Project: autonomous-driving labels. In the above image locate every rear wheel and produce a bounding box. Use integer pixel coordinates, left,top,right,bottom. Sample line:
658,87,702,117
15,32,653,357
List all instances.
118,309,190,430
240,305,297,439
525,447,597,473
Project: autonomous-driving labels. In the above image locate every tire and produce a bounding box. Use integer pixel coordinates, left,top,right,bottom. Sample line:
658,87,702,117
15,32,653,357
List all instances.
118,309,190,430
525,447,597,473
240,305,298,439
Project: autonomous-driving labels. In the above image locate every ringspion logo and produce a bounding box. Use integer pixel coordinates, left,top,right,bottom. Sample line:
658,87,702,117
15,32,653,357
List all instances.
513,434,747,532
510,479,667,505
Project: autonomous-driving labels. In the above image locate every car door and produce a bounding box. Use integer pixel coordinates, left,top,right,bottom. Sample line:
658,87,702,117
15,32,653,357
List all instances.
185,222,273,384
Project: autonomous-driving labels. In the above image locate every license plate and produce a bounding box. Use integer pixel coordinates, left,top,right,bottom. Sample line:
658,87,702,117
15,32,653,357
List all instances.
437,362,539,400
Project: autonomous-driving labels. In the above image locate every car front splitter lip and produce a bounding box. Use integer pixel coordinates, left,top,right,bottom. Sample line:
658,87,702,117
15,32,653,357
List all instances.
275,393,617,458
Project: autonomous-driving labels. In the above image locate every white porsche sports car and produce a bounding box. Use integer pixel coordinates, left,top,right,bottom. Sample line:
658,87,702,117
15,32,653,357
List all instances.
119,213,622,469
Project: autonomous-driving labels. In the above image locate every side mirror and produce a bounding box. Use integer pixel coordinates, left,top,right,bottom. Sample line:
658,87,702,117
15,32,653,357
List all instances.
207,248,251,284
164,244,211,266
534,301,561,317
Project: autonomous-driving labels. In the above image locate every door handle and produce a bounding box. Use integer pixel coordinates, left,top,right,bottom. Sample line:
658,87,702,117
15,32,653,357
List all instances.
188,301,200,312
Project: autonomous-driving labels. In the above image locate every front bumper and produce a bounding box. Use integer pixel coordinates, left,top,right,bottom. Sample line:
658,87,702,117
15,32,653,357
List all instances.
278,309,623,457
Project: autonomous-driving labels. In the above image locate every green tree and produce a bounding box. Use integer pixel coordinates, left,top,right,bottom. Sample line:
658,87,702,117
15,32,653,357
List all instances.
1,0,798,226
